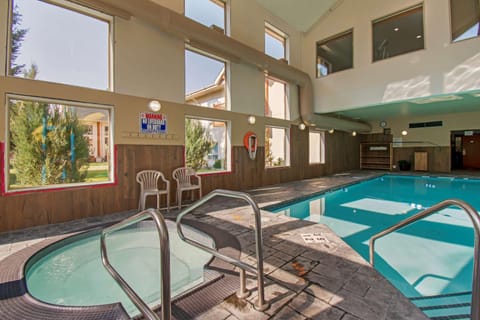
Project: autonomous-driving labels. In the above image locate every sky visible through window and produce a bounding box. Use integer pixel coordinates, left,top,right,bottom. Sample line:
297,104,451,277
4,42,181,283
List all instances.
12,0,109,90
454,23,480,42
185,0,225,31
185,50,224,95
265,31,285,60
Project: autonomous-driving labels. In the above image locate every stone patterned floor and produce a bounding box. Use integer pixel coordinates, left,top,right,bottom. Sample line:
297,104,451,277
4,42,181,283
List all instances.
0,171,439,319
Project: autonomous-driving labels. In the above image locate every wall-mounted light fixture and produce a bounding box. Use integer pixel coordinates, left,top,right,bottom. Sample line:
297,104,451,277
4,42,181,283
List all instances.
247,115,256,125
328,128,335,134
401,130,408,136
352,131,357,136
298,123,306,130
148,100,161,112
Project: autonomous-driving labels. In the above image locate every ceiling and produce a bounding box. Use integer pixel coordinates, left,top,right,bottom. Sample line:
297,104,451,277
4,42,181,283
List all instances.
324,91,480,123
255,0,480,125
255,0,339,32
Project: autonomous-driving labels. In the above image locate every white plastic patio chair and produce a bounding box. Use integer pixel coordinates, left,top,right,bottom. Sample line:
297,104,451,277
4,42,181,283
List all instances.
136,170,170,211
172,167,202,209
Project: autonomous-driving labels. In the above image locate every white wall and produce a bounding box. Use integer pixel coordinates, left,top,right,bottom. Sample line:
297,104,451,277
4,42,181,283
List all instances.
304,0,480,113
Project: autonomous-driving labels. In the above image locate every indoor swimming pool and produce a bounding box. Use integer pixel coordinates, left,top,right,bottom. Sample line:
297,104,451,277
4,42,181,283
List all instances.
272,175,480,319
26,220,214,317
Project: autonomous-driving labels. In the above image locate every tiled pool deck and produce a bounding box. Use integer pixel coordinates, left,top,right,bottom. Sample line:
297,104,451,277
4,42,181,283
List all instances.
1,170,463,319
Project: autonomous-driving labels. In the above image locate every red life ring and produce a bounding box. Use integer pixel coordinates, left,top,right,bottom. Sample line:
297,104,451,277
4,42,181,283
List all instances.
243,131,257,151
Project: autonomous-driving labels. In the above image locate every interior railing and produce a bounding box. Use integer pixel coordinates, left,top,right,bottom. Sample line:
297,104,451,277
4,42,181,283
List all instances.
100,208,171,320
369,199,480,320
176,189,270,311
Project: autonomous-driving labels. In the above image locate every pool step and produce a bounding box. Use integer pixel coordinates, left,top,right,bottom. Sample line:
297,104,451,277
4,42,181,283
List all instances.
409,291,472,320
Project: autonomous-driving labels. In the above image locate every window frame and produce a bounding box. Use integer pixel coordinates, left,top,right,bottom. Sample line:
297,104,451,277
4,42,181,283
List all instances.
185,46,230,110
265,21,289,62
265,125,290,168
316,29,353,78
6,0,114,91
371,4,425,63
184,0,229,35
4,93,115,195
309,130,326,165
265,75,289,120
184,115,231,175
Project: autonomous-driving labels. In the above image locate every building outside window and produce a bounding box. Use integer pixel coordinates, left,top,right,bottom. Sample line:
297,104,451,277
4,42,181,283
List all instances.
185,0,227,34
185,48,228,110
185,117,230,173
8,0,111,90
450,0,480,42
309,130,326,164
5,95,114,193
372,5,424,62
265,126,290,167
316,29,353,77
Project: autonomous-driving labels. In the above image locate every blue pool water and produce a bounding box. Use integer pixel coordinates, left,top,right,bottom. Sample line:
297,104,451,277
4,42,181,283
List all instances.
26,221,213,317
272,175,480,319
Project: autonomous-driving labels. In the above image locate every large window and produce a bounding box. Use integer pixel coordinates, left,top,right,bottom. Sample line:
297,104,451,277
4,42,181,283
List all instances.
265,76,288,120
185,0,227,34
265,126,290,167
316,30,353,77
372,5,424,62
309,131,326,164
265,22,287,61
185,117,230,173
451,0,480,42
185,48,228,110
5,95,114,193
8,0,112,90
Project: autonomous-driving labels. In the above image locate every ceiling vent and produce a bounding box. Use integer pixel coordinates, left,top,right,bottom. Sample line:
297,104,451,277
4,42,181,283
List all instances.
411,95,462,104
409,121,443,128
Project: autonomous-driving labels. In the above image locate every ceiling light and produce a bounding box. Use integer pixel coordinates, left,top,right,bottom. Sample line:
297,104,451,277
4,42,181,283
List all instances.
401,130,408,136
328,128,335,134
298,123,306,130
247,115,256,125
394,27,399,31
352,131,357,137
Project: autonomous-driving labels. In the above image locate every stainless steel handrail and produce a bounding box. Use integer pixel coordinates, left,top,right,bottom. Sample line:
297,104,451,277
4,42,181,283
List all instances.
100,208,171,320
176,189,269,311
369,199,480,320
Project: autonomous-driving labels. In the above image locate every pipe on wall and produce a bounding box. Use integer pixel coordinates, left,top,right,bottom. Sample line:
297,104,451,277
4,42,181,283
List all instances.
98,0,371,133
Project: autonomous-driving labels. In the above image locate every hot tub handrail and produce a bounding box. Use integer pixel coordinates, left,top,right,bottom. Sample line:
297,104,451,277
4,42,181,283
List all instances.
369,199,480,320
176,189,269,311
100,208,170,320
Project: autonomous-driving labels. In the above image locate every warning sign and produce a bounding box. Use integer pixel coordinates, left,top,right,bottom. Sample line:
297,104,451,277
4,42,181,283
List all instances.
140,112,167,134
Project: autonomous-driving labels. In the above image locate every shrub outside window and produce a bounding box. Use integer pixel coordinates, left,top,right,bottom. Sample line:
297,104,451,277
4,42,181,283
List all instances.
316,30,353,77
372,5,424,62
265,126,290,167
450,0,480,42
8,0,112,90
5,95,114,193
185,117,230,173
185,0,227,34
185,48,228,110
309,131,325,164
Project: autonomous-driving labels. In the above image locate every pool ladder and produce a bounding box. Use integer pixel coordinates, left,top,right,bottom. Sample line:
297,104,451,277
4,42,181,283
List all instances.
100,189,269,320
176,189,270,311
100,208,170,320
369,199,480,320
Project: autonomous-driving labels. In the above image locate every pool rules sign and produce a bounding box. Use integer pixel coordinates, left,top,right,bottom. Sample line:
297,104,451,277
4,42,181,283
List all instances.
139,112,167,134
